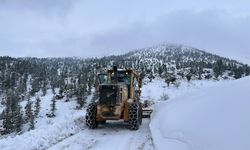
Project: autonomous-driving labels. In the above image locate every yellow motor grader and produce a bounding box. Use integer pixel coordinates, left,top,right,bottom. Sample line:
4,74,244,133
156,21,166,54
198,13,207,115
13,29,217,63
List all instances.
85,66,150,130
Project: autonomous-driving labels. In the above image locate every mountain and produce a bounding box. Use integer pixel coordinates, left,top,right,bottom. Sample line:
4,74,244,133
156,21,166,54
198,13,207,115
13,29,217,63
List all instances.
101,44,250,83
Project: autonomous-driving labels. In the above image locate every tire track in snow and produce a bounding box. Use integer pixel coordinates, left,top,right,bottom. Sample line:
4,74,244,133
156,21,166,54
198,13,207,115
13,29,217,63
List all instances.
47,119,154,150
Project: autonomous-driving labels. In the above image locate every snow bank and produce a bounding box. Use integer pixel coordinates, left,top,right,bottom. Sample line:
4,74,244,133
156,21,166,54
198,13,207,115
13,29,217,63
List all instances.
150,76,250,150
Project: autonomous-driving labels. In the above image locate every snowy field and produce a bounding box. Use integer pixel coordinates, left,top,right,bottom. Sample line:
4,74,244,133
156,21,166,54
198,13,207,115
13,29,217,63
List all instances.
0,77,242,150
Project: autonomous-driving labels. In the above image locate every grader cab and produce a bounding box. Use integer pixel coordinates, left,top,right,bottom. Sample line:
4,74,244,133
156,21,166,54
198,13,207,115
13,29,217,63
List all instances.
85,66,144,130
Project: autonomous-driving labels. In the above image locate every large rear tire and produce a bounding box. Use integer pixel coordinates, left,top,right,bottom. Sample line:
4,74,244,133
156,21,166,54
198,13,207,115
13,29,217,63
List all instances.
128,102,142,130
85,103,98,129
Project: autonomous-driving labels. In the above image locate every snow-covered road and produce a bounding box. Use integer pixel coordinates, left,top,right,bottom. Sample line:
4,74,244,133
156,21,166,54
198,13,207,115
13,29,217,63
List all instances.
47,119,154,150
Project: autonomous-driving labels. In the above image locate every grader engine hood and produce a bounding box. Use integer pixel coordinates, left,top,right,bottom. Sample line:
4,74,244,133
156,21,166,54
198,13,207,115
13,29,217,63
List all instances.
99,84,120,106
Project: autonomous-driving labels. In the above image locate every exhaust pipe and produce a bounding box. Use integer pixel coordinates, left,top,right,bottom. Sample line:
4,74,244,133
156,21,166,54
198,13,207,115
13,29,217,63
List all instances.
113,66,118,83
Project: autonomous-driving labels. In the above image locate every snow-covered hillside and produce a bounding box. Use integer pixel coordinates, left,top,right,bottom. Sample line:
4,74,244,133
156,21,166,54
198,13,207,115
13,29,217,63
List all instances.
0,90,86,150
150,76,250,150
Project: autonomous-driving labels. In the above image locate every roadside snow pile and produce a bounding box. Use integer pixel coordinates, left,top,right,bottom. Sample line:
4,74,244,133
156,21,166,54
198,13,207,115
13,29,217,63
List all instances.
150,76,250,150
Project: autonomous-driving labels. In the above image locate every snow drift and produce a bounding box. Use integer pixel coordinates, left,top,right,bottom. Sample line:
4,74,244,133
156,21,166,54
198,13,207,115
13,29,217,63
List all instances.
150,76,250,150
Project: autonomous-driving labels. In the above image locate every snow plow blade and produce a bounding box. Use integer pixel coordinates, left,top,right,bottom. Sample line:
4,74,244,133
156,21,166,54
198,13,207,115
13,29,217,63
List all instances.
142,108,153,118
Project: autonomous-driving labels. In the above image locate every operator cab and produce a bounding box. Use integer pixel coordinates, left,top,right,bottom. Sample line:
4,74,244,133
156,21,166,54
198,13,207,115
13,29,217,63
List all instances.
98,67,141,100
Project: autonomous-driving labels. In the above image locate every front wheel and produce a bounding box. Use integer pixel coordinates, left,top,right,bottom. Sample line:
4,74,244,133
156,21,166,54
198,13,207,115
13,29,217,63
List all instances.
128,102,142,130
85,103,98,129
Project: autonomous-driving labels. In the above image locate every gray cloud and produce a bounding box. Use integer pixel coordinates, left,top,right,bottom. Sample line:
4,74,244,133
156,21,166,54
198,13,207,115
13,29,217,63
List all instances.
0,0,250,62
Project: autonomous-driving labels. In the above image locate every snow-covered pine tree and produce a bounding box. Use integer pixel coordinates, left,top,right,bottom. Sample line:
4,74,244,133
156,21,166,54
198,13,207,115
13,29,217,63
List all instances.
52,86,56,95
42,81,47,96
25,94,35,130
148,73,154,82
15,107,23,133
158,66,163,77
198,66,203,80
30,78,40,96
12,92,23,133
65,90,70,102
34,96,41,117
186,74,192,82
50,96,56,117
16,75,27,95
25,95,32,122
87,80,92,95
2,90,23,134
2,102,12,134
244,65,250,76
29,111,35,130
76,83,87,109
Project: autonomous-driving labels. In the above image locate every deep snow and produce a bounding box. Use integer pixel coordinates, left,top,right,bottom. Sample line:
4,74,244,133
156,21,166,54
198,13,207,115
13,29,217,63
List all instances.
0,77,243,150
150,76,250,150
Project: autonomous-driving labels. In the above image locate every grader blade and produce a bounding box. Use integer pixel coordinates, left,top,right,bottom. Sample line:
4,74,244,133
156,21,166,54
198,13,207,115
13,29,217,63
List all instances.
142,108,153,118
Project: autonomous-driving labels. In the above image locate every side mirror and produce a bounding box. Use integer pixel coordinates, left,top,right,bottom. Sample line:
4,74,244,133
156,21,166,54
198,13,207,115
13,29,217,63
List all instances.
135,90,141,96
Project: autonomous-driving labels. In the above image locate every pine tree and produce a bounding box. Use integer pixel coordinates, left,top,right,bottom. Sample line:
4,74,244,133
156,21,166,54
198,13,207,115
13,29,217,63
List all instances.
148,73,154,82
65,90,70,102
234,67,243,79
158,66,163,77
42,81,47,96
186,74,192,82
213,59,223,78
2,91,23,133
16,76,27,96
15,108,23,133
76,83,87,109
76,95,84,109
2,105,12,134
198,66,203,80
34,96,41,117
87,81,92,95
29,111,35,130
24,95,35,130
30,78,40,96
165,78,170,87
49,96,56,117
52,86,56,95
25,95,32,122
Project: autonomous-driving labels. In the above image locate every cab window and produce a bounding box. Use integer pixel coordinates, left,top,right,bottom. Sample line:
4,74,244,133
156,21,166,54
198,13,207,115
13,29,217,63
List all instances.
98,74,108,84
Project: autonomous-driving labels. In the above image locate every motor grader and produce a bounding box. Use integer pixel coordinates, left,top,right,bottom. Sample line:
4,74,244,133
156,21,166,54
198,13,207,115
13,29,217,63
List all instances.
85,66,145,130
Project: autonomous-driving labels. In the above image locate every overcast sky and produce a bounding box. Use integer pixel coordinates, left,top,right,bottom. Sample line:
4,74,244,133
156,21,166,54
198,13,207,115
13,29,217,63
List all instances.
0,0,250,61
